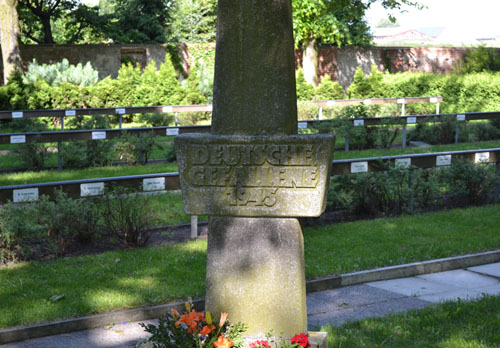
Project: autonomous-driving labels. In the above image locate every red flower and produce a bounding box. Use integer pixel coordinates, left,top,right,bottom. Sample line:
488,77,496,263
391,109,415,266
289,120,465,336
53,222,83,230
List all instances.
249,340,271,348
291,333,310,348
200,324,216,337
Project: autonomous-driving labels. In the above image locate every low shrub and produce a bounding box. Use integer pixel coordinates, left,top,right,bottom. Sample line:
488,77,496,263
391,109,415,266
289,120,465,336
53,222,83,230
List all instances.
116,131,161,165
99,187,159,247
326,160,497,216
11,139,50,171
0,191,99,262
407,115,469,145
440,160,498,207
472,122,500,141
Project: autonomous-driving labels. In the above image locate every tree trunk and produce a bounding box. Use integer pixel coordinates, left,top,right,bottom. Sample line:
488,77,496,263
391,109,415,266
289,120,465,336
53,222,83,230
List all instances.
41,14,55,44
0,0,22,84
302,37,318,86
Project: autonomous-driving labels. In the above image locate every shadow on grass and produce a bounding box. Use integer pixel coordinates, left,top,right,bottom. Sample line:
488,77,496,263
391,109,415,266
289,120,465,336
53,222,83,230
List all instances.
0,240,207,328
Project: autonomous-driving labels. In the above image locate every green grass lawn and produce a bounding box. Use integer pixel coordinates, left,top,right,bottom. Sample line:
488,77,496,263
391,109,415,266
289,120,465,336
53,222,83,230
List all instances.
0,163,178,186
1,204,499,329
2,138,500,186
333,139,500,161
323,294,500,347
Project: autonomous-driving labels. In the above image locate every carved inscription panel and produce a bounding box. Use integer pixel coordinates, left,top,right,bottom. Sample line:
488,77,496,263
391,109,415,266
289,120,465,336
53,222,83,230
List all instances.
175,134,335,217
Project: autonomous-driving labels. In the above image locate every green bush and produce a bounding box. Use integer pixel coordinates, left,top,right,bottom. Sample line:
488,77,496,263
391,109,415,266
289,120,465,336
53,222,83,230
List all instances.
115,131,161,165
0,192,99,262
138,111,175,127
407,115,468,145
296,69,315,101
22,59,99,87
326,159,498,216
347,65,387,99
440,160,497,207
11,140,50,171
472,122,500,141
314,75,344,100
455,46,500,74
99,188,159,247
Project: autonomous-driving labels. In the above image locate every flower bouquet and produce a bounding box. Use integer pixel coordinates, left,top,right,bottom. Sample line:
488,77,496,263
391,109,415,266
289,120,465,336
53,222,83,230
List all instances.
140,301,247,348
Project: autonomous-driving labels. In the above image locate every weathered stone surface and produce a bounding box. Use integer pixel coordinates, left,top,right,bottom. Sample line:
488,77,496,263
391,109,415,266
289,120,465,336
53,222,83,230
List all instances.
175,133,335,217
176,0,331,338
205,217,307,336
211,0,297,135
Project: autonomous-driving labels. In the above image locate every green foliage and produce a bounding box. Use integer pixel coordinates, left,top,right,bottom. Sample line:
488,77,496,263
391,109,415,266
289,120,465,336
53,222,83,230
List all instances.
61,139,115,169
440,160,497,207
292,0,372,47
99,187,158,246
18,0,101,44
472,122,500,141
167,0,217,43
0,191,99,262
455,45,500,74
22,59,99,87
296,69,316,101
327,159,498,216
115,131,161,165
347,65,387,98
138,111,175,127
407,115,468,145
314,75,344,100
11,140,50,171
103,0,171,43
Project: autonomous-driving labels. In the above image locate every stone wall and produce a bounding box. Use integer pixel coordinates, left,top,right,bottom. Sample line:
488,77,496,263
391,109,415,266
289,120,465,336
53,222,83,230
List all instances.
0,44,491,88
2,43,189,82
295,46,474,88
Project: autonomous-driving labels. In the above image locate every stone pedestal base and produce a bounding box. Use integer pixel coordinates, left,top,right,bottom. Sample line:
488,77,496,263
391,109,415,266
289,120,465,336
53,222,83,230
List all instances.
206,217,307,337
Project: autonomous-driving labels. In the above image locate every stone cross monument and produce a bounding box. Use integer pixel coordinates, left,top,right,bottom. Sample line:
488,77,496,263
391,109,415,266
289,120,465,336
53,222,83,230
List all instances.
175,0,335,337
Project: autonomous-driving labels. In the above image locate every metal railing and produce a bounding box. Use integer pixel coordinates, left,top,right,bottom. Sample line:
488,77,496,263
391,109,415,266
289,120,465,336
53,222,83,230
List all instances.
2,147,498,205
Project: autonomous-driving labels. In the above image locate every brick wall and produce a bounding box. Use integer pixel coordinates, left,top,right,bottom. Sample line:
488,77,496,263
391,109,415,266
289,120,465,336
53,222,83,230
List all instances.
1,44,493,88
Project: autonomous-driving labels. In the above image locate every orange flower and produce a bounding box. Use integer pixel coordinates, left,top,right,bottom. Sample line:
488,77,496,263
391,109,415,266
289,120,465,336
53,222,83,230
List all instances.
200,324,216,336
176,310,205,334
219,312,228,327
214,335,233,348
171,308,180,319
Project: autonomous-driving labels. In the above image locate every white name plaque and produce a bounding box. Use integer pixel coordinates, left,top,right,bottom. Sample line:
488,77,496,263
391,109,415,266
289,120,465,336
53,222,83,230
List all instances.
395,158,411,168
143,177,166,191
351,161,369,173
430,97,438,103
298,122,308,129
115,108,126,114
81,182,104,197
167,128,180,136
12,111,23,118
397,98,405,104
13,188,39,203
475,152,490,163
407,117,417,124
10,135,26,144
162,106,173,113
363,99,372,105
326,100,336,106
354,119,364,127
436,155,452,166
457,114,466,121
92,131,106,140
65,110,76,116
